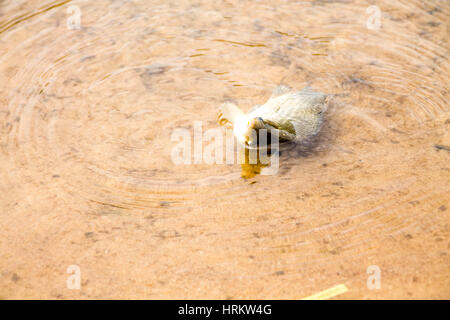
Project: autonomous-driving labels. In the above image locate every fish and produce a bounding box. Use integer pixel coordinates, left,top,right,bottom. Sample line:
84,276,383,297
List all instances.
217,85,328,147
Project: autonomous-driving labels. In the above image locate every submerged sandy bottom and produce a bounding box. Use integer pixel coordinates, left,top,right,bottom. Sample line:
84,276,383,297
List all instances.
0,0,448,299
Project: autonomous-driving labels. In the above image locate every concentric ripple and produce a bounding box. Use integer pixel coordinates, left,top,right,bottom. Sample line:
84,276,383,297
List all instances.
0,0,448,298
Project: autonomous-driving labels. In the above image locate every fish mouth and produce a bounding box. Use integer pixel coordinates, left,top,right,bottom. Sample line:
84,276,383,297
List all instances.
245,140,259,149
244,128,287,150
249,117,266,130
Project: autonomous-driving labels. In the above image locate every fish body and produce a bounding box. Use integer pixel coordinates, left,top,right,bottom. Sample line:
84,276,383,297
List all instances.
218,85,327,146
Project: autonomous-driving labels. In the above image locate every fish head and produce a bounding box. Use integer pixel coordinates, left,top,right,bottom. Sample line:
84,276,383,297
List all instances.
249,117,266,130
245,117,267,146
232,117,268,147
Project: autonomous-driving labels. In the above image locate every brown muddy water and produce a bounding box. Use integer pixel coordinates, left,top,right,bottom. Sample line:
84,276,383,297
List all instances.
0,0,449,299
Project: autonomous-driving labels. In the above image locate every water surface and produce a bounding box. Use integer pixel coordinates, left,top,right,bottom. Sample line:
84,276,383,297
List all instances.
0,0,448,299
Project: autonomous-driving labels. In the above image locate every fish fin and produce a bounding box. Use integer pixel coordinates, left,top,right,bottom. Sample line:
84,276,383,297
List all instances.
278,130,297,142
217,102,245,128
271,85,293,98
268,126,297,142
300,85,326,96
300,85,323,96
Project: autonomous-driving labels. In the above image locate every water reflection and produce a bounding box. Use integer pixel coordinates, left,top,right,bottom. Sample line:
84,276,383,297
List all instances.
239,129,280,179
240,147,271,179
